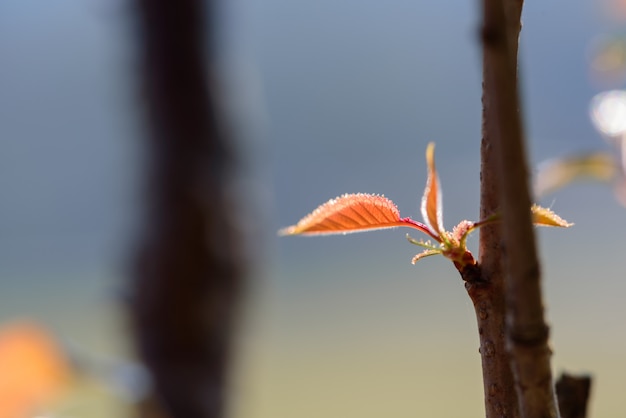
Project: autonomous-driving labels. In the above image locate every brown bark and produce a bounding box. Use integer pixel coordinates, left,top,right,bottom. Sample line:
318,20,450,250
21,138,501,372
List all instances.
466,276,519,418
481,0,559,417
555,374,592,418
472,0,525,417
131,1,244,417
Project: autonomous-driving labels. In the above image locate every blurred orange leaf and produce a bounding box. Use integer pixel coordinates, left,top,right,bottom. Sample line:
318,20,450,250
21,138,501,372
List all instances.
0,322,71,418
279,193,433,237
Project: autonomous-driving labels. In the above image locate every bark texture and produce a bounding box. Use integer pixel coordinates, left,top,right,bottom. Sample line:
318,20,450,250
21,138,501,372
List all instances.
466,276,518,418
473,0,525,417
131,1,244,417
481,0,559,416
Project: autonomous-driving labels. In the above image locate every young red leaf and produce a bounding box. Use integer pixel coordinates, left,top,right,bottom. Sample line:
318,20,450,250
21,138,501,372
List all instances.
421,142,445,236
531,204,573,227
279,193,433,236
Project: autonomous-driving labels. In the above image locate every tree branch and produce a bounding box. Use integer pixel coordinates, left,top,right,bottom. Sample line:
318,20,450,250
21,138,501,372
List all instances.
481,0,559,416
555,373,592,418
131,1,245,417
471,0,525,417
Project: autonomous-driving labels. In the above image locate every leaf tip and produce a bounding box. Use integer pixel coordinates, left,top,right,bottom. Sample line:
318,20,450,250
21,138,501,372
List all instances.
425,142,436,162
531,204,573,228
277,226,297,236
421,141,444,237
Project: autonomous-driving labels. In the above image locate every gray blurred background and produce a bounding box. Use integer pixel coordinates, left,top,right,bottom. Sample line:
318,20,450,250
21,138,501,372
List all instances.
1,0,625,416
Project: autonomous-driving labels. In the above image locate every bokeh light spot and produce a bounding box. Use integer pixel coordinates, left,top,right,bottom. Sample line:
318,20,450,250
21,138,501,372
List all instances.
590,90,626,137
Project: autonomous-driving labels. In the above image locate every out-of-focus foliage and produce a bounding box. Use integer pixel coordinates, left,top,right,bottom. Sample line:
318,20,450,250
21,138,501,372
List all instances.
0,320,144,418
535,152,620,196
535,2,626,207
0,322,71,418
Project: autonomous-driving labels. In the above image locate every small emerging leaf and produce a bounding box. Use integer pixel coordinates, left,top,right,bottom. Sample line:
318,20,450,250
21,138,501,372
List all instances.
451,219,477,250
406,234,440,250
280,193,431,236
411,249,442,264
421,142,445,237
531,205,573,227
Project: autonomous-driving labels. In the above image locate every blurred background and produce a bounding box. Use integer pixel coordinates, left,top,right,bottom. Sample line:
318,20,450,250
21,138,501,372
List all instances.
1,0,625,416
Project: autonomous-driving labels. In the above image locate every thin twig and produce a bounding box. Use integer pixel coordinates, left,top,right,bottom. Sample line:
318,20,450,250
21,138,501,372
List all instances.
555,373,592,418
482,0,559,416
131,0,244,417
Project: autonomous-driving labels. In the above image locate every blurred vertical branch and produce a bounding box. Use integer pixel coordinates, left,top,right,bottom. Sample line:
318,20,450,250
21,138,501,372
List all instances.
480,0,560,416
131,0,244,417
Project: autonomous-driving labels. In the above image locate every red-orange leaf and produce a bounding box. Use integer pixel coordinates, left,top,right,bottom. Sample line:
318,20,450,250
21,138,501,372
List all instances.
421,142,444,236
279,193,433,236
